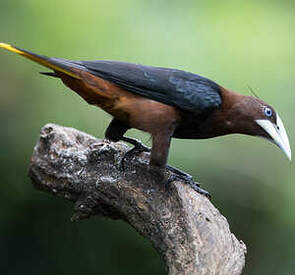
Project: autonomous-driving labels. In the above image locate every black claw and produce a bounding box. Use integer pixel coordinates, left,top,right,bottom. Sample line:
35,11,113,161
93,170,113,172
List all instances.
120,137,150,169
166,166,211,198
121,136,151,152
166,165,193,182
188,181,211,198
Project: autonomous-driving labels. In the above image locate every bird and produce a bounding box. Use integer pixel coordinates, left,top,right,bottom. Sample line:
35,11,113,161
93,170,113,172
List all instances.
0,43,291,197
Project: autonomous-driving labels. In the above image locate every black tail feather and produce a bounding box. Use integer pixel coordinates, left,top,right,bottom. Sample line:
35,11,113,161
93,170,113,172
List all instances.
40,71,60,78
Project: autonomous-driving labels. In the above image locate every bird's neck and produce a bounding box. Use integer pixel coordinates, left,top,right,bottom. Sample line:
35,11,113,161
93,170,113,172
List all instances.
213,87,255,136
174,88,256,139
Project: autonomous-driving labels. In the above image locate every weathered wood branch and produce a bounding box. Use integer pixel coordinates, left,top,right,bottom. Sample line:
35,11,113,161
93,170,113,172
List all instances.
28,124,246,275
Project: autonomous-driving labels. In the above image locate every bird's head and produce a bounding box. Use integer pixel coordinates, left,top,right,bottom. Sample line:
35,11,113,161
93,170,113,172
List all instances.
224,93,291,160
255,103,291,161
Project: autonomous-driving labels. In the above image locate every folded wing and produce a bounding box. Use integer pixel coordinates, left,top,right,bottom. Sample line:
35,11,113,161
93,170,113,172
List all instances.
74,60,222,114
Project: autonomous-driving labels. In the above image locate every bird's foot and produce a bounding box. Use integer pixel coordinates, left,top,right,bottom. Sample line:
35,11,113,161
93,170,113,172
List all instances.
166,165,194,181
166,165,211,198
120,137,150,169
121,136,150,152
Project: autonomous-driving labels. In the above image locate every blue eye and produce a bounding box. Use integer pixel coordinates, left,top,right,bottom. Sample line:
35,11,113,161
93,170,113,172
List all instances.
264,107,273,117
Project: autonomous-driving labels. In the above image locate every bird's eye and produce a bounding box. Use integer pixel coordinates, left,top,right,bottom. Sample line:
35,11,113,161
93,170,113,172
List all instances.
264,107,273,117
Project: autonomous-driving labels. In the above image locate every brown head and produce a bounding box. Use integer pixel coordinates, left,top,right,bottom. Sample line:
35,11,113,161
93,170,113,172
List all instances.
216,88,291,160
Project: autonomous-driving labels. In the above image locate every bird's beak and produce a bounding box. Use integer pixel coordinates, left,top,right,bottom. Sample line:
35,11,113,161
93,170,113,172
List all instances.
256,114,291,160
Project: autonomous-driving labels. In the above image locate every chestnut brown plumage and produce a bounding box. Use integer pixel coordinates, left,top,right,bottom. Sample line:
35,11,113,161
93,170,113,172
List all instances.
0,43,291,196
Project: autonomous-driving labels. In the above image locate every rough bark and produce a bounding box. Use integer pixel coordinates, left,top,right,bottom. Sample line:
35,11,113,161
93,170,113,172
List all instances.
28,123,246,275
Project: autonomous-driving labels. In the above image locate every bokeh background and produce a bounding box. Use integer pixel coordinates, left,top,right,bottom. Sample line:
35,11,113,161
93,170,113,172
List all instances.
0,0,294,274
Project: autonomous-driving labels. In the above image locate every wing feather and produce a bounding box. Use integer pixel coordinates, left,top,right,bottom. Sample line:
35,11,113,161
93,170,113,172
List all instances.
74,60,222,114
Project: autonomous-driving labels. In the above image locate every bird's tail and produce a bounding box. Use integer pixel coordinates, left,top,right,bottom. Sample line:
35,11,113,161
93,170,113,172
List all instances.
0,43,82,79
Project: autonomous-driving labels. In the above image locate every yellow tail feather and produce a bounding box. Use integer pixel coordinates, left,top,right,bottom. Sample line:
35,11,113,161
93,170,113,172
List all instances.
0,43,80,79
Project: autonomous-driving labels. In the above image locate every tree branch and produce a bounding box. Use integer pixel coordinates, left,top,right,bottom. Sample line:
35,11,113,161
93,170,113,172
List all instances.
28,124,246,275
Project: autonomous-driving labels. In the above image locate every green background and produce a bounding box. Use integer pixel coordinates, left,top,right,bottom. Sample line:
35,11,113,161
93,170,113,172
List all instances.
0,0,294,274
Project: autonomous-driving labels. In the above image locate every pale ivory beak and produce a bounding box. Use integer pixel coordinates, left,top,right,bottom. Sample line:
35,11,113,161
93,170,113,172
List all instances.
256,114,291,160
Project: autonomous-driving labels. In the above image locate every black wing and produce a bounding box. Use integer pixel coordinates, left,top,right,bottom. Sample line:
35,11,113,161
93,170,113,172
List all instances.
73,60,222,114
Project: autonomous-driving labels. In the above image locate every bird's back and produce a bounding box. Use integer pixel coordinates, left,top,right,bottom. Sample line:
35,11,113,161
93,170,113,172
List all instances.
74,60,222,114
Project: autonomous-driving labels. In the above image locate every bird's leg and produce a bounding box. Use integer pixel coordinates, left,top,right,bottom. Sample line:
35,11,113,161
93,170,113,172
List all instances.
104,118,130,143
104,119,149,167
105,119,210,197
150,131,210,198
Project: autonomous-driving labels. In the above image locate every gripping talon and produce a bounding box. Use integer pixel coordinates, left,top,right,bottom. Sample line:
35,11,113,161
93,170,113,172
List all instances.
121,136,151,152
166,165,193,182
166,166,210,198
120,137,150,169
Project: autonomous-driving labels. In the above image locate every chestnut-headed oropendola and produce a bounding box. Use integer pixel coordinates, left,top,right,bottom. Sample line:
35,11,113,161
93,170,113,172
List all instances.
0,43,291,197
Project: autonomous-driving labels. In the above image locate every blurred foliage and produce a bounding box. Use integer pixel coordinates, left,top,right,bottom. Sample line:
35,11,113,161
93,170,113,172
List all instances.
0,0,294,274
